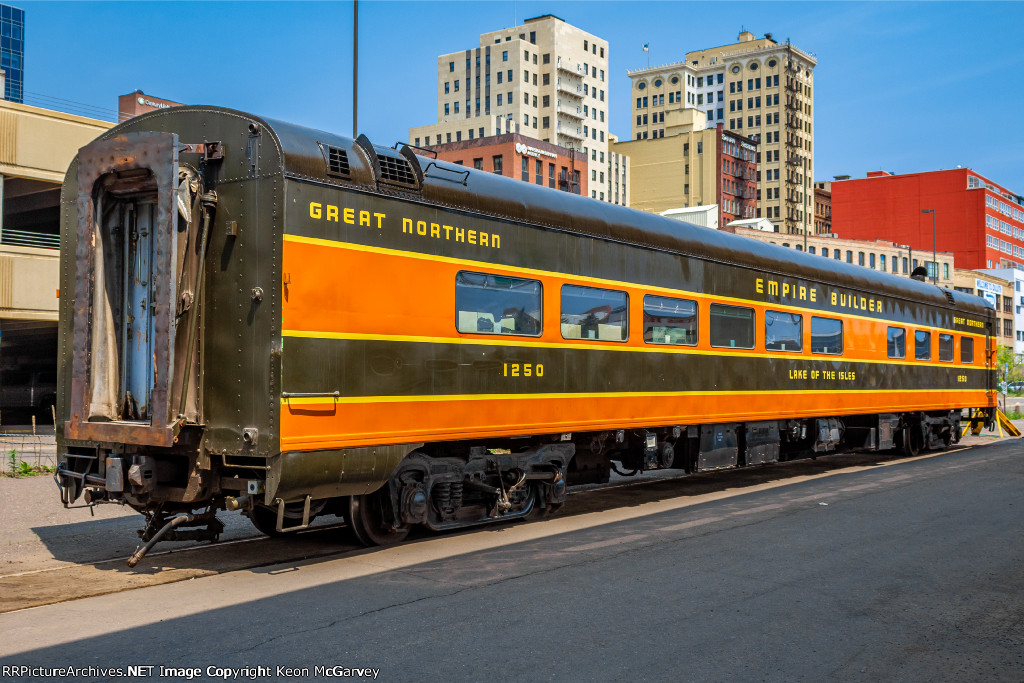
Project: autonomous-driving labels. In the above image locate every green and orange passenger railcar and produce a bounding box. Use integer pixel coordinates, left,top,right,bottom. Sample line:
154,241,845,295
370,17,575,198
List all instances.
55,108,996,553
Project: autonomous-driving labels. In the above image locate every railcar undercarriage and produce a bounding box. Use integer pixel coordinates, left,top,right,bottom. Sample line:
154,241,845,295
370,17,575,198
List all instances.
54,408,983,565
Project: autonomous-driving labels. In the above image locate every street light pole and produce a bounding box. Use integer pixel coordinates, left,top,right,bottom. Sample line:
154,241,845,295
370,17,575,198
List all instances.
353,0,359,138
921,208,936,283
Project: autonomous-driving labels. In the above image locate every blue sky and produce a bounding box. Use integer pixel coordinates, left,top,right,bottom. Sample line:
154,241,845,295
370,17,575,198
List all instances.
18,1,1024,191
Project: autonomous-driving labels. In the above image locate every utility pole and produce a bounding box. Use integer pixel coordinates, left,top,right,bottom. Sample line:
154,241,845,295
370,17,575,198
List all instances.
353,0,359,138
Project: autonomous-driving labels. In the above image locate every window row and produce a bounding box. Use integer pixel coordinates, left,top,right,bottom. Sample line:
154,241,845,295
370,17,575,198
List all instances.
581,40,605,59
456,276,843,351
696,74,725,87
455,272,978,364
886,327,972,363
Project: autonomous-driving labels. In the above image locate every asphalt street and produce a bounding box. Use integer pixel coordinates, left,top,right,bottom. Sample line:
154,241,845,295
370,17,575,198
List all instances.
1,436,1021,682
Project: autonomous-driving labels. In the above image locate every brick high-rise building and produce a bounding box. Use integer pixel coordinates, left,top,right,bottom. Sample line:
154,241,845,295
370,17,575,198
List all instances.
409,14,623,204
627,30,816,235
813,181,831,235
117,90,182,121
421,132,589,197
830,168,1024,275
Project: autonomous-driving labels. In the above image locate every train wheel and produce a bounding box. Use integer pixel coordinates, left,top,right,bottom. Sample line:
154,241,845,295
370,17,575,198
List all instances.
900,426,921,457
524,482,564,521
347,490,410,546
526,501,563,520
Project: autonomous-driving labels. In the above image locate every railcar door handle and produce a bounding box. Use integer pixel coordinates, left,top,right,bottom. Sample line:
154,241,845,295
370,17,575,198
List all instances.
281,391,341,399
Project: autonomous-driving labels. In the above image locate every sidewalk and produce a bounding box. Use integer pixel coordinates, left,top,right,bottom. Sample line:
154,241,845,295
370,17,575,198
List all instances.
960,417,1024,447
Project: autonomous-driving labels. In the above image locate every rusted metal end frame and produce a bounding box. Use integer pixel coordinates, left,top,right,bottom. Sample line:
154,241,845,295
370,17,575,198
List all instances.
66,132,181,448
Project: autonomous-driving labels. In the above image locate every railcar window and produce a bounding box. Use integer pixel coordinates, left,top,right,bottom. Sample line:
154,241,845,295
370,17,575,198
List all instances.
887,327,906,359
915,330,931,360
710,304,755,349
561,285,628,341
764,310,802,352
643,295,697,345
810,317,843,355
455,272,542,336
938,333,954,362
961,337,974,363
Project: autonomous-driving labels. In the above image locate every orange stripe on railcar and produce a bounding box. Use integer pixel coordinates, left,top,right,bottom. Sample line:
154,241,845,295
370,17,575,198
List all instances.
279,389,989,451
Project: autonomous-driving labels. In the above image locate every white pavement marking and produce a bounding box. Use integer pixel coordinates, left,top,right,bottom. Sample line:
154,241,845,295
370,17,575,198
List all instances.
566,533,649,552
839,483,880,493
787,494,829,503
881,474,915,483
658,516,726,532
732,502,786,515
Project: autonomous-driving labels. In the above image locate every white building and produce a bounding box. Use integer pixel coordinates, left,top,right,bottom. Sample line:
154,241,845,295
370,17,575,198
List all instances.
728,217,776,232
409,14,625,205
982,268,1024,354
661,205,718,229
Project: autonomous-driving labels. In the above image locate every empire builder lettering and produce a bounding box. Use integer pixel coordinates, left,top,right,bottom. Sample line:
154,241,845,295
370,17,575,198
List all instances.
755,277,883,314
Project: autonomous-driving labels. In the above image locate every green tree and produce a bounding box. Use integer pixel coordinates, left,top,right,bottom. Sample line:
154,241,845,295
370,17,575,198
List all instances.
996,345,1022,383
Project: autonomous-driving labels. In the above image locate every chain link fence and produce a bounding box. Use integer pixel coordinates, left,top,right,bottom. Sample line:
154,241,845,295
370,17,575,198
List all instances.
0,433,57,474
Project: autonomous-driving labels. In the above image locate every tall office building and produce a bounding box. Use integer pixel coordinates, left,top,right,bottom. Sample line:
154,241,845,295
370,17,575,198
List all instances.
409,14,623,204
1,4,24,103
628,30,816,234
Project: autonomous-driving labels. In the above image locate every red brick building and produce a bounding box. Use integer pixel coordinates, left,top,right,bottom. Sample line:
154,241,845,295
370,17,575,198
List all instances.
813,182,831,235
423,133,587,196
117,90,182,122
717,126,758,226
831,168,1024,272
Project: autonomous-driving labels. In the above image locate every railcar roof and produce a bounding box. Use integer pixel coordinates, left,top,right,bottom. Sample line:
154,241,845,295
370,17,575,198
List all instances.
107,106,992,317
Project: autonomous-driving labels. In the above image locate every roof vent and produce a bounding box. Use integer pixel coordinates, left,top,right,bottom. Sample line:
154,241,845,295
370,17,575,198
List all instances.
943,290,955,305
376,153,417,187
318,144,351,179
327,147,350,177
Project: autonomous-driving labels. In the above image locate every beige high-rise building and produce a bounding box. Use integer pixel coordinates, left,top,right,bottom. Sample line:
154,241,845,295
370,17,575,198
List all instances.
611,109,758,224
627,30,816,234
409,14,623,205
606,134,629,206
